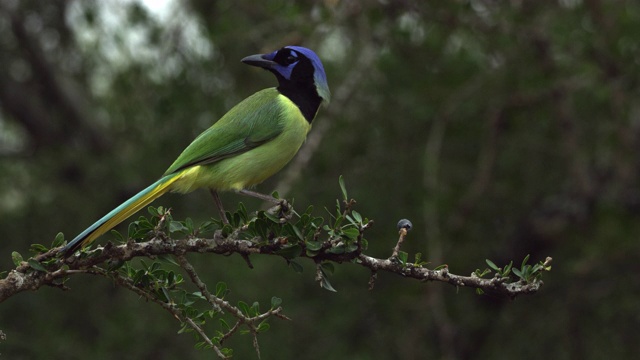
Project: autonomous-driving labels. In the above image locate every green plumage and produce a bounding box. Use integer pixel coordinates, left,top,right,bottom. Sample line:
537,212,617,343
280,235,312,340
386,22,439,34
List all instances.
166,88,310,193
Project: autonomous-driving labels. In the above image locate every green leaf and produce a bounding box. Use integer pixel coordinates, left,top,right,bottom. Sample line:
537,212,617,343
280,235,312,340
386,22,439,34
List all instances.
110,229,125,243
238,301,250,316
28,259,47,272
147,206,159,217
326,245,345,254
291,224,304,241
157,254,179,266
321,262,335,275
169,221,186,233
352,210,362,223
305,241,323,251
521,254,530,269
215,282,228,298
257,321,270,332
341,227,360,240
128,222,137,239
503,261,513,276
52,232,65,247
198,221,216,234
185,217,194,232
270,296,282,308
11,251,23,266
29,244,49,253
219,318,230,332
397,251,409,265
338,175,347,201
486,259,500,271
512,267,523,278
474,268,490,277
161,287,171,302
319,272,337,292
303,205,314,216
263,211,279,223
250,301,260,316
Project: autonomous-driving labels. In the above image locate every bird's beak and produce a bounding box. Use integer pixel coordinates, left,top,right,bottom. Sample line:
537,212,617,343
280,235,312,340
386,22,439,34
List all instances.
241,54,278,69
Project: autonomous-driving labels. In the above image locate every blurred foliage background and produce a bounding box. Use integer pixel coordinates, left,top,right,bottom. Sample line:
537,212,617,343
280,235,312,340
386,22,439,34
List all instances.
1,0,639,359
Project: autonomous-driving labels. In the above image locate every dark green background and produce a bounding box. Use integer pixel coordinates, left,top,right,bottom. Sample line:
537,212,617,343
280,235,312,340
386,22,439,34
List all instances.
1,1,639,359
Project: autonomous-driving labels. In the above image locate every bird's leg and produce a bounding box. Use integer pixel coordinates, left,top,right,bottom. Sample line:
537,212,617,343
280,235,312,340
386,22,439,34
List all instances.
209,189,229,225
237,189,290,217
237,189,280,203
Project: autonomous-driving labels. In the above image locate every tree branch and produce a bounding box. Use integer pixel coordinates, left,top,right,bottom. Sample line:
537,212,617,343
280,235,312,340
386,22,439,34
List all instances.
0,229,548,303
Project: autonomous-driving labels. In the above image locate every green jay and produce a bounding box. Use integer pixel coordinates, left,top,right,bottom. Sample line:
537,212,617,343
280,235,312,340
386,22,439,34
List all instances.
61,46,330,255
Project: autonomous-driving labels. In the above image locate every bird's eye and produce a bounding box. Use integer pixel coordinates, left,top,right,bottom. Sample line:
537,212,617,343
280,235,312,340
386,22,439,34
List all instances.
286,55,297,64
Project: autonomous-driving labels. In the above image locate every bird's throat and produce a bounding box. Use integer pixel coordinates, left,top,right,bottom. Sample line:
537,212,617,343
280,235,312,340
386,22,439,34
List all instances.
277,84,323,123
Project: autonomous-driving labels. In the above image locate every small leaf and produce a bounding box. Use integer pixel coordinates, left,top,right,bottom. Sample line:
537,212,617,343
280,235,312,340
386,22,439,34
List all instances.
341,227,360,240
503,261,513,276
257,321,270,332
270,296,282,308
128,222,137,239
338,175,347,201
11,251,23,266
107,230,124,243
219,318,230,332
161,287,171,302
320,262,335,275
185,217,195,232
198,221,216,234
29,244,49,253
291,224,304,241
264,211,280,223
486,259,500,271
147,206,159,217
512,267,523,278
397,251,409,264
250,301,260,316
320,273,337,292
238,301,250,316
305,241,323,251
157,255,179,266
28,259,47,272
169,221,186,233
215,282,228,298
52,232,65,247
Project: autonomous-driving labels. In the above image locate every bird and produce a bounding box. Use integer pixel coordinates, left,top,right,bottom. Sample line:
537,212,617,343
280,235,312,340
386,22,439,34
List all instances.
60,45,330,255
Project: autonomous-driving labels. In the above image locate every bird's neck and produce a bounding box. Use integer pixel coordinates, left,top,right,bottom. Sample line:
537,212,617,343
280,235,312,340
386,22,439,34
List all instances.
277,83,323,123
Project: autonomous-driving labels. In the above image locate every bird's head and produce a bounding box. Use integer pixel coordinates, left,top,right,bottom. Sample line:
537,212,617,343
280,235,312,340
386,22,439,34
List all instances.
242,46,330,105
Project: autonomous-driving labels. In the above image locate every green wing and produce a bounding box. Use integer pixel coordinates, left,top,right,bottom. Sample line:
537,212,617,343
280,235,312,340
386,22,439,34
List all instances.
164,88,284,176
